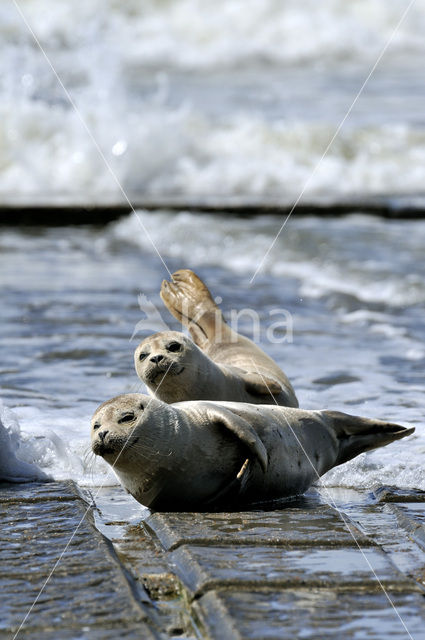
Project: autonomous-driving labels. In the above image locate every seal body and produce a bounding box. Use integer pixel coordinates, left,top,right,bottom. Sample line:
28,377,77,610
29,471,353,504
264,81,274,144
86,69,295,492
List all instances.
135,269,298,407
91,394,414,511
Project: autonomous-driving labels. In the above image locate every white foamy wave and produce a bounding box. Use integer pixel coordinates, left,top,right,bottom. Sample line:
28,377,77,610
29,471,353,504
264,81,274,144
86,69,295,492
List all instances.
3,0,425,71
105,212,425,308
0,402,119,487
2,98,425,199
1,1,425,199
122,0,425,70
278,262,425,308
0,402,48,482
322,430,423,490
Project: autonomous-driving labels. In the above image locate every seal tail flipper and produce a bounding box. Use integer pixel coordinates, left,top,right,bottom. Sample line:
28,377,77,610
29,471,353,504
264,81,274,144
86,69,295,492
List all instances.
324,410,415,466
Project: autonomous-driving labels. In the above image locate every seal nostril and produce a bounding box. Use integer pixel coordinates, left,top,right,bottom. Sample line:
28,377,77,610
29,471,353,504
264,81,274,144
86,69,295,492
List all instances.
98,430,109,442
150,354,164,364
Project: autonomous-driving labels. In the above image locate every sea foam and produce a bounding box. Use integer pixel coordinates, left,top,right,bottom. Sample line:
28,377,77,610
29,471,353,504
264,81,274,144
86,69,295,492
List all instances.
1,1,425,200
0,402,48,483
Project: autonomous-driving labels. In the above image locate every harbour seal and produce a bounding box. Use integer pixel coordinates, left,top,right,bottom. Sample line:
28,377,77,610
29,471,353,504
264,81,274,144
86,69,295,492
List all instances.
135,269,298,407
135,330,294,405
91,393,414,511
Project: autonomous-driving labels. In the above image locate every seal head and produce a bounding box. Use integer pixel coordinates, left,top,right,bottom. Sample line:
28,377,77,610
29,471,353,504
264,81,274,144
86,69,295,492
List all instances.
91,393,156,463
135,331,217,403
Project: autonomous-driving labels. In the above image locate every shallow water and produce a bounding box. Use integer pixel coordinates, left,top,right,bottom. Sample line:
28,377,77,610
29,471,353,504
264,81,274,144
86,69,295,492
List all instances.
0,212,423,491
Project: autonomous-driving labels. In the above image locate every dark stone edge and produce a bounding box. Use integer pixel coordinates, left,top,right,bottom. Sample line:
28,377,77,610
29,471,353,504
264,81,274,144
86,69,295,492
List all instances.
180,578,422,600
371,486,425,503
385,504,425,552
179,575,425,606
1,197,425,226
192,592,243,640
168,547,420,599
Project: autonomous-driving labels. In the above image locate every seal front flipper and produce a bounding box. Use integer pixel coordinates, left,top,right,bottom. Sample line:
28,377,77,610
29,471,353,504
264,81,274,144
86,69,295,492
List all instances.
205,404,268,472
203,457,252,508
241,371,283,397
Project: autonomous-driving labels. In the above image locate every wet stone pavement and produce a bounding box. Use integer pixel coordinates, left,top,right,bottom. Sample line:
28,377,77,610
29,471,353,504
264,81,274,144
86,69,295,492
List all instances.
2,483,425,640
0,482,158,640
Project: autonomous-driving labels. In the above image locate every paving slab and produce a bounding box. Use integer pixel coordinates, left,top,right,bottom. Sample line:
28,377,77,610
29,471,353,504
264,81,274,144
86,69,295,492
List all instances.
7,480,423,639
336,500,425,591
0,481,158,640
169,545,416,596
1,194,424,226
141,486,425,638
0,481,82,504
145,502,374,552
195,589,425,640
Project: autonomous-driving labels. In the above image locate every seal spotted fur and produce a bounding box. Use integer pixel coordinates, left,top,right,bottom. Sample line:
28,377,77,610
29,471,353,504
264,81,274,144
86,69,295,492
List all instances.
91,393,414,511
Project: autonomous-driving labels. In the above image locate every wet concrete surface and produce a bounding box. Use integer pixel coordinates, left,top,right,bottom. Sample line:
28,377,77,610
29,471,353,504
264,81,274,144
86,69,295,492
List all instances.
0,482,158,640
144,497,374,551
195,590,425,640
2,482,425,639
169,544,416,594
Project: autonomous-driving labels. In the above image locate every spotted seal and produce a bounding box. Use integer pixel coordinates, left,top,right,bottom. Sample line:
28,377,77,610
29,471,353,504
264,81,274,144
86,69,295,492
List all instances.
91,393,414,510
135,269,298,407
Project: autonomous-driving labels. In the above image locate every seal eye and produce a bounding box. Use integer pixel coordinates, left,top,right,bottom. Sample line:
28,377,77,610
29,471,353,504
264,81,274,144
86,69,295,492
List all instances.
139,403,144,410
166,341,181,352
139,352,148,361
118,412,135,424
93,422,101,430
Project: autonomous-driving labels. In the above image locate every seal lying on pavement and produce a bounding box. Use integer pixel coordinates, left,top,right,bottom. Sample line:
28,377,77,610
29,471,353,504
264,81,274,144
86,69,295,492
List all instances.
91,393,414,511
135,269,298,407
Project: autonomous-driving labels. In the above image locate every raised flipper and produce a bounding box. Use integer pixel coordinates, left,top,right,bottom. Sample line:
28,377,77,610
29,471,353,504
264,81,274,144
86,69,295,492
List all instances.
205,404,268,472
324,410,415,466
160,269,227,346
